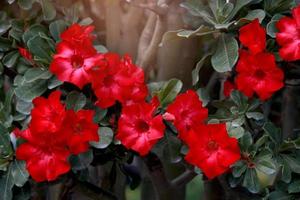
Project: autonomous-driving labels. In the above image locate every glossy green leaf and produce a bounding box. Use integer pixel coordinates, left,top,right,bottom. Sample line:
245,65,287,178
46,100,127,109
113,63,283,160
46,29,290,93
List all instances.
49,20,67,41
282,154,300,174
0,165,13,200
242,168,260,193
70,150,93,171
27,35,54,63
267,14,284,38
39,0,56,21
90,127,113,149
65,91,87,111
158,79,183,107
211,34,238,72
11,160,29,187
0,21,11,36
2,50,19,68
15,79,48,102
288,180,300,193
24,68,52,83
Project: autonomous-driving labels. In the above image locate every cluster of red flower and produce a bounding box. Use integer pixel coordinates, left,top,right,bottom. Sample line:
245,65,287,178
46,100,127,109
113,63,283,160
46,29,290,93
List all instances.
15,91,99,182
165,90,241,179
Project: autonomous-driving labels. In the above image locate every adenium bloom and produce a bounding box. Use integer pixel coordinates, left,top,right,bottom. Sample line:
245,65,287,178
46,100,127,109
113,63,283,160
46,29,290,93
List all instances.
30,91,66,138
116,98,165,156
60,23,95,45
90,53,147,108
165,90,208,140
16,91,99,182
239,19,266,54
185,124,240,179
50,23,102,89
18,47,33,62
15,128,71,182
276,5,300,61
235,50,284,100
62,110,99,155
223,80,235,98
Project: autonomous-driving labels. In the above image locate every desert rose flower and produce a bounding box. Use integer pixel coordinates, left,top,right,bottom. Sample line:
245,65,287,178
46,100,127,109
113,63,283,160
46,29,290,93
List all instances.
276,5,300,61
116,98,165,156
165,90,208,140
61,110,99,155
239,19,266,54
235,50,284,100
223,80,235,98
90,53,147,108
185,123,241,179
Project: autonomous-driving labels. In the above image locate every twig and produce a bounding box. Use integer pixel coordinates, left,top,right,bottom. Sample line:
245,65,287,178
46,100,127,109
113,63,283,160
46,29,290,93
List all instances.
170,169,197,187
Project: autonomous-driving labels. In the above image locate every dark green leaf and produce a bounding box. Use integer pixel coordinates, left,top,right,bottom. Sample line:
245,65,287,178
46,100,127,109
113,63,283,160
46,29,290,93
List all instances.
211,34,238,72
65,91,87,111
267,14,284,38
0,124,13,162
70,150,93,171
39,0,56,21
158,79,183,107
288,180,300,193
242,168,260,193
196,88,210,107
0,165,13,200
49,20,67,41
268,191,292,200
47,76,62,89
282,154,300,174
27,35,54,63
93,107,107,123
232,161,247,177
15,79,48,102
2,50,19,68
0,21,11,36
0,37,12,52
241,9,266,23
23,24,48,44
192,54,210,86
11,160,29,187
255,159,277,175
263,122,282,145
90,127,113,149
24,68,52,83
246,112,264,120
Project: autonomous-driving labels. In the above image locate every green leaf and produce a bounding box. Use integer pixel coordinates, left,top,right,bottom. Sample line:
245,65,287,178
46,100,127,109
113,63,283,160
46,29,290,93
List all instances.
0,20,11,36
39,0,56,21
27,35,54,63
49,20,67,41
23,24,48,44
79,17,93,26
24,68,52,83
65,91,87,111
192,54,210,86
177,25,217,38
11,160,29,187
0,124,13,162
255,159,276,175
47,76,62,89
241,9,266,23
18,0,35,10
196,88,210,107
227,123,245,139
239,131,253,151
268,191,292,200
2,50,19,68
0,165,13,200
264,0,295,15
232,160,247,177
281,162,291,183
93,107,107,123
90,127,113,149
263,122,281,145
70,150,93,171
226,0,253,22
211,34,238,72
267,14,284,38
282,154,300,174
0,37,12,52
16,98,32,115
94,45,108,53
246,112,264,120
15,79,48,102
158,79,183,107
242,168,260,193
288,180,300,193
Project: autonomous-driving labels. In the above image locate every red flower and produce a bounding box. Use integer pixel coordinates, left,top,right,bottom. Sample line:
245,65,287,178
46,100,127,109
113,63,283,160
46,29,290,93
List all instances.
90,53,147,108
60,23,95,46
166,90,208,140
50,41,103,89
223,80,235,98
276,5,300,61
30,91,67,141
18,47,33,62
62,110,99,155
184,124,240,179
235,50,284,100
239,19,266,54
15,128,71,182
116,98,165,156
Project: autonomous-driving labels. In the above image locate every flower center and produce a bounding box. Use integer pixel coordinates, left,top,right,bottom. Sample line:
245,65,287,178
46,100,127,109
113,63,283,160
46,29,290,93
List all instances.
254,69,266,79
71,55,84,69
103,75,114,87
207,140,219,151
74,123,83,133
136,120,150,133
